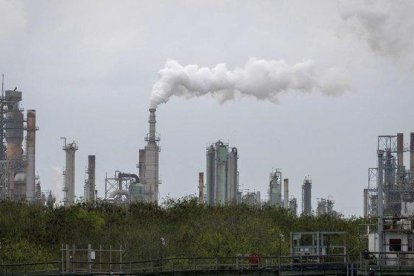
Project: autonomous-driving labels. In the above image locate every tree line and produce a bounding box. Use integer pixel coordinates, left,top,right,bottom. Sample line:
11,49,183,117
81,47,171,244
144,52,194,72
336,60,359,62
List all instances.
0,198,369,263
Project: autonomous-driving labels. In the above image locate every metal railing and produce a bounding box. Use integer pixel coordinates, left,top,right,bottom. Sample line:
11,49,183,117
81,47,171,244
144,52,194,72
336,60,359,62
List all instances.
69,254,350,274
0,261,60,275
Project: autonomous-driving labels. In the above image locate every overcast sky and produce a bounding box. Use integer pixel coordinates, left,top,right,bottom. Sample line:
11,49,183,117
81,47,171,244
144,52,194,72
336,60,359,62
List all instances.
1,0,413,216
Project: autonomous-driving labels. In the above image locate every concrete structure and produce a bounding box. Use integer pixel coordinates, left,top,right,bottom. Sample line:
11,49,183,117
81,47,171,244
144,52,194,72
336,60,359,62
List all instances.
205,141,239,205
368,218,414,266
138,109,160,203
268,169,282,207
62,139,78,206
84,155,96,202
302,177,312,215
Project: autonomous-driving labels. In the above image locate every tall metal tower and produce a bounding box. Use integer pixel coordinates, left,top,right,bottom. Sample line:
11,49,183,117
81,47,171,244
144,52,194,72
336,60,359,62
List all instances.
62,138,78,206
302,177,312,215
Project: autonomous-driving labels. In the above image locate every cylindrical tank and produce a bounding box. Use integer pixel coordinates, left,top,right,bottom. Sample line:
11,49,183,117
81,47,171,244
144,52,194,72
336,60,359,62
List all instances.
215,141,228,204
227,147,238,204
129,182,145,202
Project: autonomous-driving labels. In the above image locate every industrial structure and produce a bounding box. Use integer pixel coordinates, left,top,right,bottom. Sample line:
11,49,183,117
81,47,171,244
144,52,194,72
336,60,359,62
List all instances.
241,191,261,206
0,83,39,202
205,141,239,205
316,197,335,216
104,171,144,203
84,155,96,202
198,172,204,204
62,138,78,206
283,178,289,209
268,169,282,207
138,108,160,203
364,133,414,218
363,132,414,265
302,177,312,215
289,197,298,216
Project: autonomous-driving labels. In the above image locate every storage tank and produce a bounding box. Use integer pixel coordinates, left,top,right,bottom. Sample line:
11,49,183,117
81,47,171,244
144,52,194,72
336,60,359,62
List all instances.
215,141,228,204
129,182,145,202
227,147,238,204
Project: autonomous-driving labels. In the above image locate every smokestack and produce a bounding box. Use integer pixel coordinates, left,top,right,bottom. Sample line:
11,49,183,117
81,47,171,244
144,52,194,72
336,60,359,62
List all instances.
87,155,95,202
411,132,414,177
198,172,204,204
143,109,160,203
25,110,36,202
363,188,368,218
148,108,156,142
397,133,404,168
62,139,78,206
283,178,289,209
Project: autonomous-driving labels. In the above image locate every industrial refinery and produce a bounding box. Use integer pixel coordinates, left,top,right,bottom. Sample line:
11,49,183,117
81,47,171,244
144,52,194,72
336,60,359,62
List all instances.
0,88,41,202
0,84,343,218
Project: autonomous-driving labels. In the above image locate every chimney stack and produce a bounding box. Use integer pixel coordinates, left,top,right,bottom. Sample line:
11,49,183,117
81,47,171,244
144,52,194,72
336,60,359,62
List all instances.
283,178,289,209
198,172,204,204
148,108,157,142
25,110,36,202
62,139,78,206
397,133,404,169
87,155,96,202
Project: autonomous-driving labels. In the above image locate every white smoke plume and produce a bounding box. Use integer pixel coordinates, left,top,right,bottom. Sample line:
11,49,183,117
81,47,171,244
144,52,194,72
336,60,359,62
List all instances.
150,58,349,108
51,166,63,204
340,1,414,63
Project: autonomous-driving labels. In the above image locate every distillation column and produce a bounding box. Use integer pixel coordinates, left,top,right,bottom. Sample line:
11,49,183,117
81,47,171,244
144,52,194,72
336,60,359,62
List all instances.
4,90,24,199
284,178,289,209
85,155,95,202
63,140,78,206
302,178,312,215
25,110,36,202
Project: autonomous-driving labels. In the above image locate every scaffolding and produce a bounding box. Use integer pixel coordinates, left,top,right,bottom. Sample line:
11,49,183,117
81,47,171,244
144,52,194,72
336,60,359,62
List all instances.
365,134,413,217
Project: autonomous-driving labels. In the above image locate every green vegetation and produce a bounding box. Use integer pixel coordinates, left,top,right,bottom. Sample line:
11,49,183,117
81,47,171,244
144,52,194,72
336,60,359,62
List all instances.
0,198,369,263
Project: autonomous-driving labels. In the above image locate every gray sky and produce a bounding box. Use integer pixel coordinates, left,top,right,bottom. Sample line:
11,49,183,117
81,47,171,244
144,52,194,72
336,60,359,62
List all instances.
1,0,413,216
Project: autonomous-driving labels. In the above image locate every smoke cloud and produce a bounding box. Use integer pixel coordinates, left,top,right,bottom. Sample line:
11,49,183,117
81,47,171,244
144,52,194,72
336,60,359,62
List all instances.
150,58,349,108
340,1,414,63
51,166,63,204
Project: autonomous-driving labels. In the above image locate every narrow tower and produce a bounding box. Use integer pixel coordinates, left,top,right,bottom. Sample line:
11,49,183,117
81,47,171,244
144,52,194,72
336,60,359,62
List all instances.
302,177,312,215
143,108,160,203
25,110,37,202
84,155,95,202
62,138,78,206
